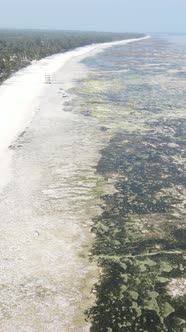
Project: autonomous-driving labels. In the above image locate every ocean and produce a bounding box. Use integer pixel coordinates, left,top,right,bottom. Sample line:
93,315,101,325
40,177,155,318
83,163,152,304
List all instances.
0,35,185,331
70,34,186,331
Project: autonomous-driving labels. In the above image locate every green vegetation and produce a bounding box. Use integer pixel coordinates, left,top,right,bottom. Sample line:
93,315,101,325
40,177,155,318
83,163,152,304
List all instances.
0,29,143,84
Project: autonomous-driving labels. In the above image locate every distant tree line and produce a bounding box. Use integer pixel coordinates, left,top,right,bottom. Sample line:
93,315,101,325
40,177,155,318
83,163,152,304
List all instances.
0,29,144,84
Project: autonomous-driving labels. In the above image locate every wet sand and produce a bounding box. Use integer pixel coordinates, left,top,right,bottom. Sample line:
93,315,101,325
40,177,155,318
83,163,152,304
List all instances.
0,56,103,331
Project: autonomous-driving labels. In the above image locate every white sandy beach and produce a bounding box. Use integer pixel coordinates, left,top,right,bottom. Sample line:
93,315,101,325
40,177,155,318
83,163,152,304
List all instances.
0,35,149,189
0,36,148,331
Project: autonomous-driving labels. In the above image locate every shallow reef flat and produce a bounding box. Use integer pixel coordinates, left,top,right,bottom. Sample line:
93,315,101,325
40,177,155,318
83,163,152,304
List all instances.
71,37,186,331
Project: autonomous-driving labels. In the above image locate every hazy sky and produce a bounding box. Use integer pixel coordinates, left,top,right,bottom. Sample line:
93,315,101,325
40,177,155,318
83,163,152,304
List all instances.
0,0,186,33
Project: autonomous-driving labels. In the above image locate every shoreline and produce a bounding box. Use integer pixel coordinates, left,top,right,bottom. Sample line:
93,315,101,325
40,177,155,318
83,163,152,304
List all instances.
0,50,103,331
0,35,149,191
0,35,150,331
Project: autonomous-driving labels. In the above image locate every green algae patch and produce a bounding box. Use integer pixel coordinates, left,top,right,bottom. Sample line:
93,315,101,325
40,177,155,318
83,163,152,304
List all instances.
161,302,175,318
129,291,139,300
160,262,173,273
157,277,170,283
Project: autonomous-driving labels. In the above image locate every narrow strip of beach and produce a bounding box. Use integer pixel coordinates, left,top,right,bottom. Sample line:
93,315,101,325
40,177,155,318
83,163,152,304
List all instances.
0,36,148,332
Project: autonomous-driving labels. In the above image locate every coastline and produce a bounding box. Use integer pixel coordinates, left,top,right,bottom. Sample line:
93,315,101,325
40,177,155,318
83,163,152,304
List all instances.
0,35,149,331
0,33,184,332
0,49,100,332
0,35,150,332
0,35,149,190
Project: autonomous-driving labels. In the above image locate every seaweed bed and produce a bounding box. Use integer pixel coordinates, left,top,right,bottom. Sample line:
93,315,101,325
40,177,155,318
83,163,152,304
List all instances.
73,37,186,331
88,126,186,332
